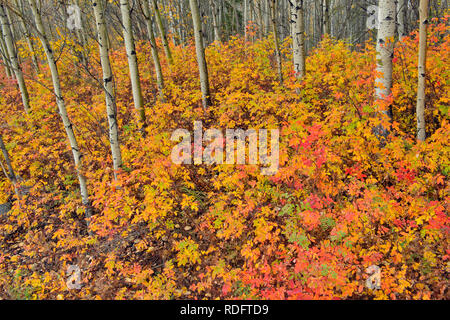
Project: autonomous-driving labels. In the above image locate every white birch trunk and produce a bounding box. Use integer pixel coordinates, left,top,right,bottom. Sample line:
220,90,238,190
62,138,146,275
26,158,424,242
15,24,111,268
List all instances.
375,0,396,131
0,133,17,185
210,0,221,43
92,0,123,179
0,3,30,114
189,0,211,109
270,0,283,84
244,0,249,42
290,0,306,79
416,0,429,142
28,0,91,217
142,0,164,100
152,0,173,65
397,0,407,40
13,0,39,73
74,0,89,67
324,0,331,35
0,27,12,78
119,0,145,127
0,133,21,200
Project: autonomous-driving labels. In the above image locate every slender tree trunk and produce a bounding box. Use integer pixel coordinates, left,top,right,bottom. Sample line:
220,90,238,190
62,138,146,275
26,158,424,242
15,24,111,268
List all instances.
0,133,17,185
28,0,92,218
0,27,12,78
177,0,185,44
416,0,429,142
270,0,283,84
0,133,22,200
290,0,306,80
0,3,30,114
141,0,164,100
74,0,89,67
120,0,145,130
189,0,211,109
92,0,123,180
210,0,221,43
397,0,407,40
374,0,396,136
13,0,39,73
152,0,173,65
264,0,270,36
244,0,250,42
324,0,331,35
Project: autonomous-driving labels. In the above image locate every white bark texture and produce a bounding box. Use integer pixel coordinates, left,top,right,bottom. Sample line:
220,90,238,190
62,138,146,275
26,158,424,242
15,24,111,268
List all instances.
397,0,407,40
13,0,39,73
152,0,173,65
28,0,91,215
0,4,30,114
270,0,283,84
92,0,123,179
375,0,396,120
189,0,211,109
141,0,164,100
416,0,429,142
0,27,12,78
210,0,221,42
290,0,306,79
119,0,145,126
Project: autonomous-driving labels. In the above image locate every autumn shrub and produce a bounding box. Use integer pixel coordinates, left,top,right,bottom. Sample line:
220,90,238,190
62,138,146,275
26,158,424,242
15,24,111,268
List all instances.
0,18,448,300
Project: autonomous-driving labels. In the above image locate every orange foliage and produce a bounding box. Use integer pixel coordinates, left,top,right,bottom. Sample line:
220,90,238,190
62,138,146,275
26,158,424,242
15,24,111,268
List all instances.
0,18,448,300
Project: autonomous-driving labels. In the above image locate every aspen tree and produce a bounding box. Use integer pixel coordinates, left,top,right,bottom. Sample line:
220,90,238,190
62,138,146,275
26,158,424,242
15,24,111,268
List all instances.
141,0,164,100
0,3,30,114
189,0,211,109
152,0,173,65
397,0,407,40
119,0,145,128
324,0,331,35
270,0,283,84
244,0,250,42
374,0,396,136
74,0,89,67
28,0,91,218
92,0,123,180
0,133,18,196
210,0,221,43
416,0,429,142
290,0,306,79
0,27,12,78
13,0,39,73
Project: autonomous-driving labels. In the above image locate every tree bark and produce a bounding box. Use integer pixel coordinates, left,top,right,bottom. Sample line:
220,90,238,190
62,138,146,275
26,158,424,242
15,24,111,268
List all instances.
0,133,17,185
397,0,407,40
374,0,396,137
244,0,249,42
189,0,211,109
0,27,12,78
290,0,305,80
0,3,30,114
120,0,145,129
13,0,39,73
210,0,221,43
152,0,173,65
92,0,123,180
324,0,331,35
416,0,429,142
28,0,92,218
141,0,164,101
270,0,283,85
